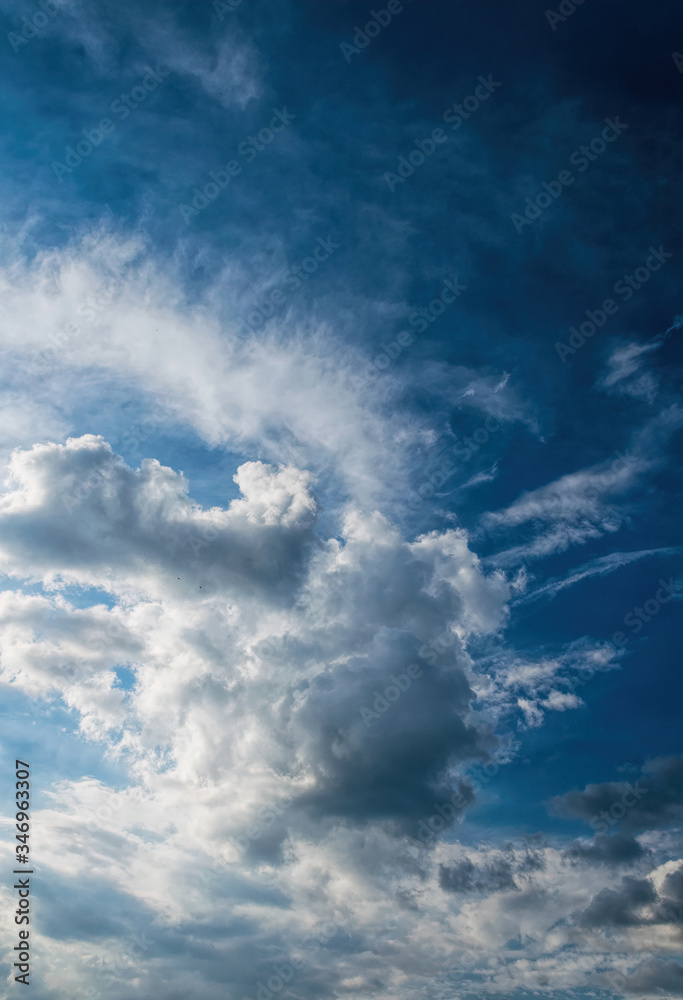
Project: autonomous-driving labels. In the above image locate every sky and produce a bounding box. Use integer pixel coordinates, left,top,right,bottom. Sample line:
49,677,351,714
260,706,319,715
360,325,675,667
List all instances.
0,1,681,998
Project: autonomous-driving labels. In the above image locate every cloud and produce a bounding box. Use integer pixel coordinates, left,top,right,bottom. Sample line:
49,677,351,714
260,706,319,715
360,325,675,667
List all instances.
564,832,651,868
469,637,622,729
438,856,518,895
575,864,682,933
552,756,683,835
597,340,661,403
0,435,319,603
1,2,680,995
3,0,262,108
0,431,585,999
0,231,436,509
480,453,642,565
619,958,683,996
578,875,657,928
480,407,682,565
0,435,514,844
514,546,682,606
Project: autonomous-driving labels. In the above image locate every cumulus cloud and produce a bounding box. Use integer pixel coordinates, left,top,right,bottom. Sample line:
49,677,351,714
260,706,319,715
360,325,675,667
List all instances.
0,435,516,885
563,832,651,868
618,957,683,996
0,435,320,603
438,855,520,895
13,434,660,999
578,875,658,929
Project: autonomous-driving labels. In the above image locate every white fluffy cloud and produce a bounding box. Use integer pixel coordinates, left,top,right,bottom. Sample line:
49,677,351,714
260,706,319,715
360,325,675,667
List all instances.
0,433,522,996
2,433,677,998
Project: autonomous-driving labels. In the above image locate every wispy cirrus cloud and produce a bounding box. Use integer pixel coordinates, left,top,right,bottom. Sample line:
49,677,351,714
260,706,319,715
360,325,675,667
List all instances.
514,546,682,606
479,406,681,565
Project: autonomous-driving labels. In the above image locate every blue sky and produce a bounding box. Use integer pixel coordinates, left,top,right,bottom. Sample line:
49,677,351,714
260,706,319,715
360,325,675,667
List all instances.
0,1,681,998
